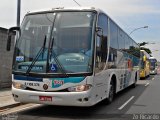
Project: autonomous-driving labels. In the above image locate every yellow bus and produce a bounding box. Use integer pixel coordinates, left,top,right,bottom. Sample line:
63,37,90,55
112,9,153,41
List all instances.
140,50,150,79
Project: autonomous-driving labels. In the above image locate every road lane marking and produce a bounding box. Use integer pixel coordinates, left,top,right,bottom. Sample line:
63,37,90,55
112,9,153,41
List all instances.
152,78,155,80
145,82,150,86
118,96,135,110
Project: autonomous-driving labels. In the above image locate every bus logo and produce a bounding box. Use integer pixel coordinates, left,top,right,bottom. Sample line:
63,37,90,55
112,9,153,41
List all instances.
52,80,64,88
54,80,64,85
43,84,49,90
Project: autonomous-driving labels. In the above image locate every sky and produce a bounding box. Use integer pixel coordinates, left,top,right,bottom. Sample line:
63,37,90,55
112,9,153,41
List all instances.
0,0,160,61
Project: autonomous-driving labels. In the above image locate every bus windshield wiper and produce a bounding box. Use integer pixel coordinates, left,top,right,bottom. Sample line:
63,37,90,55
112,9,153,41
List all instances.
26,35,47,75
49,37,69,77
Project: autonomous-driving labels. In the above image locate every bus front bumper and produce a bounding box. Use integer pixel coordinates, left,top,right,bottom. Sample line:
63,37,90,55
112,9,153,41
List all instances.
12,87,94,107
150,70,157,75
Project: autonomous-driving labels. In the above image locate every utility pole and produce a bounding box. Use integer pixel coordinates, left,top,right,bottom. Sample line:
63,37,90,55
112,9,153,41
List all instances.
17,0,21,26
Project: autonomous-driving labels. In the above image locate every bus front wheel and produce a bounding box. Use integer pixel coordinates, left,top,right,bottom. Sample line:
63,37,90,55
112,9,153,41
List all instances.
105,80,115,104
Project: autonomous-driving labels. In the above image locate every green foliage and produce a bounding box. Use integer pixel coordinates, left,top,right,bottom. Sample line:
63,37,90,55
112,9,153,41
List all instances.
138,42,152,54
139,42,148,46
140,47,151,54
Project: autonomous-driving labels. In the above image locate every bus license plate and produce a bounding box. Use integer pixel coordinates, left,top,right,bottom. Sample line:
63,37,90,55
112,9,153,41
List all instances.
39,96,52,102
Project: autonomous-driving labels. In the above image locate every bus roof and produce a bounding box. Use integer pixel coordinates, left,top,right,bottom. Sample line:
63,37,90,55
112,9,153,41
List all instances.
26,7,102,15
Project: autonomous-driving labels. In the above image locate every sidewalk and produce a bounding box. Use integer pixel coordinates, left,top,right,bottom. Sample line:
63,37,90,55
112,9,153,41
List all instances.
0,88,20,109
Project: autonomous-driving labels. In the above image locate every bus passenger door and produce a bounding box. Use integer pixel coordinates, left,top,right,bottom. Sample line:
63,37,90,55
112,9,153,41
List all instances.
93,13,109,101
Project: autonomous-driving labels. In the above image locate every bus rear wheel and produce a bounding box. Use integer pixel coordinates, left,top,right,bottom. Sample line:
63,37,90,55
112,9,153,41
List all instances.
132,73,137,88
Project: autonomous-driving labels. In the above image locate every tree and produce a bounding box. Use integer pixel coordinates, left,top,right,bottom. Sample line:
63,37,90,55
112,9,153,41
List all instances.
140,47,151,54
138,42,152,54
138,42,148,46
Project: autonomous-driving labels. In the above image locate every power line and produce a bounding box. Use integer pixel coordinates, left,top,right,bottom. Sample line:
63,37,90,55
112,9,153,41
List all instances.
73,0,81,7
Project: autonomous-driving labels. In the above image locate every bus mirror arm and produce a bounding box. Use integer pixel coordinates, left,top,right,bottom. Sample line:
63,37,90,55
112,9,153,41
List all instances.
6,27,20,51
96,26,103,37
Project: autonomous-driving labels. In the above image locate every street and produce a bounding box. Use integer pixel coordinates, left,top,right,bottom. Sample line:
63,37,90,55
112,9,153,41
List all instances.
1,73,160,120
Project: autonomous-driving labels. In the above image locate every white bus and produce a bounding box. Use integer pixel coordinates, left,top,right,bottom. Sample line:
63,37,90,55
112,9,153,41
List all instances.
149,56,158,75
7,7,140,106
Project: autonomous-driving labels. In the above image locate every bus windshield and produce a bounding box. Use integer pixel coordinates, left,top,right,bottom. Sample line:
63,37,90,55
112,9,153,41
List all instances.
13,11,96,75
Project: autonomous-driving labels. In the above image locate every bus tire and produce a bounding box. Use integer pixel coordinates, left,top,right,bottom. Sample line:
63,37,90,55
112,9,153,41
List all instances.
105,79,115,104
132,73,137,88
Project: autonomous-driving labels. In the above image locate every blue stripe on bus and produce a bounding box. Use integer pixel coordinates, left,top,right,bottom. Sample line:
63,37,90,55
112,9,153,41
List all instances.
14,75,43,82
51,77,85,88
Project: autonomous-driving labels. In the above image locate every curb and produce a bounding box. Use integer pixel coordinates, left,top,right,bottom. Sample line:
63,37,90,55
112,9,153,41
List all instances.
0,103,22,110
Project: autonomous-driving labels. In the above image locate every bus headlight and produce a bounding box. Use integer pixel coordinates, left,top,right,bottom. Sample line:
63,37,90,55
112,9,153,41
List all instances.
68,84,92,92
12,82,26,89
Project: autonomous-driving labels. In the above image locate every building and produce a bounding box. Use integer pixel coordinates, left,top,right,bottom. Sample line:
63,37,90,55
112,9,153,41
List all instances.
0,27,14,88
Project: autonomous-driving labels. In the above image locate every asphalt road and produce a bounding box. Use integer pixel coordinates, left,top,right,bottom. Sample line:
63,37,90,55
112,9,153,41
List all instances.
1,73,160,120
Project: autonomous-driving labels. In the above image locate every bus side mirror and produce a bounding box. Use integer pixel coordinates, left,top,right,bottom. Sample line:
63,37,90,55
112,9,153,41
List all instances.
143,56,147,62
6,27,20,51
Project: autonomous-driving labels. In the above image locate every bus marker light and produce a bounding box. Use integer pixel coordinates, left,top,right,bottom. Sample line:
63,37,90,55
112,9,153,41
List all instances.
84,97,89,101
